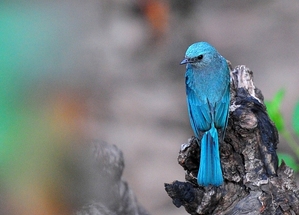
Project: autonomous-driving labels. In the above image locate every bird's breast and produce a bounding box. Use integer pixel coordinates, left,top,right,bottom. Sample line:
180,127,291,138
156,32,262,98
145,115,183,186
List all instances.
187,67,229,104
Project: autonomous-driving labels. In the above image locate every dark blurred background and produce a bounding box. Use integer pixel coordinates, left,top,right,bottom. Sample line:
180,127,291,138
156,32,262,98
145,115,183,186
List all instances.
1,0,299,214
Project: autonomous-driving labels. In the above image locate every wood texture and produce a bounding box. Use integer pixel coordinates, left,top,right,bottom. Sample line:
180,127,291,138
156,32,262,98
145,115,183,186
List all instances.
165,65,299,215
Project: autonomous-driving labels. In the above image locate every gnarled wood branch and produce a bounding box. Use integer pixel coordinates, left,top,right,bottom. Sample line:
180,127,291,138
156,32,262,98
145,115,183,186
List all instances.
165,65,299,215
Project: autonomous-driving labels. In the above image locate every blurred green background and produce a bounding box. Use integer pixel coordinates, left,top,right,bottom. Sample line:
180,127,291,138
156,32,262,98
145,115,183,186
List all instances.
1,1,299,215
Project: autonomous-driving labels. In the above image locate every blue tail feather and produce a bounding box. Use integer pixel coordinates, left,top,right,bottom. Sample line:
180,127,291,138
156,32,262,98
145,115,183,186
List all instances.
197,126,223,186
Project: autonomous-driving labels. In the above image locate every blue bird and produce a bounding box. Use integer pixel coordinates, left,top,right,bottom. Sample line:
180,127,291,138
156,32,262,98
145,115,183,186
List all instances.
180,42,230,186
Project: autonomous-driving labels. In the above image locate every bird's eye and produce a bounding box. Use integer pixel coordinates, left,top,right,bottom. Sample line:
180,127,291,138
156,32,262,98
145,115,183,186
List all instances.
197,55,203,60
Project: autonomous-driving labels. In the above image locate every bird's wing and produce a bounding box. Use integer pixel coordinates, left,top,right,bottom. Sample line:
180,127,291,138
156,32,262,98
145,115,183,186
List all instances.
214,83,230,138
186,84,212,137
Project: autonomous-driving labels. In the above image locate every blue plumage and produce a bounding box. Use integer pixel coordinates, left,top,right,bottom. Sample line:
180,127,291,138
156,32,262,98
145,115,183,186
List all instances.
180,42,230,186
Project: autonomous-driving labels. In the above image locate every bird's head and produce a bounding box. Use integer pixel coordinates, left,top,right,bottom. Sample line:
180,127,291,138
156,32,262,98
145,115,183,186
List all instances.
180,42,218,68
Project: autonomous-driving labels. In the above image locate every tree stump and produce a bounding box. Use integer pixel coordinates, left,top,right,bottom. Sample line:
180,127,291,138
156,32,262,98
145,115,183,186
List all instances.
75,141,150,215
165,65,299,215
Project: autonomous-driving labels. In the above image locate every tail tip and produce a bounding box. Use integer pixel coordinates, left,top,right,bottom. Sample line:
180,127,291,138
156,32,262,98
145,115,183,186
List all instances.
197,175,223,187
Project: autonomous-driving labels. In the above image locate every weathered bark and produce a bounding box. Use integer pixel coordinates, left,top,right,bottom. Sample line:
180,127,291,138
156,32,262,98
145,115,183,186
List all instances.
165,65,299,215
75,141,150,215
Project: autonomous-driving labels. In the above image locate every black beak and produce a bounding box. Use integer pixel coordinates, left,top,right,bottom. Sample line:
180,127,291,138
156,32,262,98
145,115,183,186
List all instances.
180,58,189,65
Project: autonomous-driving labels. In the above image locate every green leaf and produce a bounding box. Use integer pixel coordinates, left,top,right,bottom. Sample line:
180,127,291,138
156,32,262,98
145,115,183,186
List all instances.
278,152,299,172
265,89,285,132
272,89,285,109
292,100,299,137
